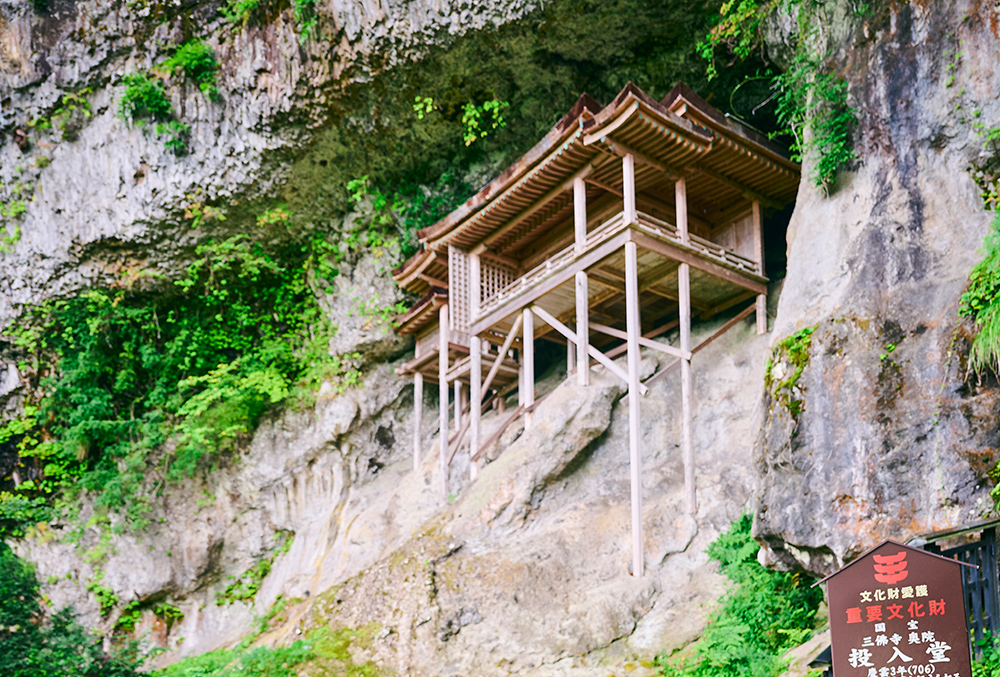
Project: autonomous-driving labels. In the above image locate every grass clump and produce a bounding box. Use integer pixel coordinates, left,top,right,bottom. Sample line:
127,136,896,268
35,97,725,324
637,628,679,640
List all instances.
655,515,822,677
156,642,313,677
961,214,1000,375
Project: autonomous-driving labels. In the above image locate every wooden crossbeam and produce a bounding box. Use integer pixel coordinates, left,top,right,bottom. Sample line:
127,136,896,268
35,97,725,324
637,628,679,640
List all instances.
478,164,595,252
481,313,522,398
621,303,757,406
530,305,647,395
597,138,684,180
604,317,681,360
590,322,690,360
691,163,782,211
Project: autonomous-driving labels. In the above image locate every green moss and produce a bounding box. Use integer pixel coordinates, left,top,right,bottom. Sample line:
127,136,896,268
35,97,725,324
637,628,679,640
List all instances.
765,325,816,416
302,624,386,676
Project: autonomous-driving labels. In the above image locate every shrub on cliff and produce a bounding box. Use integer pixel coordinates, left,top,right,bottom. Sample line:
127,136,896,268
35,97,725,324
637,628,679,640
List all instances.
656,514,823,677
0,543,144,676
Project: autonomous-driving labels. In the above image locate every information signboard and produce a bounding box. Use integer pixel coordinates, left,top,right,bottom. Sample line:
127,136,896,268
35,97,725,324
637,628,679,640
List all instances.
819,540,974,677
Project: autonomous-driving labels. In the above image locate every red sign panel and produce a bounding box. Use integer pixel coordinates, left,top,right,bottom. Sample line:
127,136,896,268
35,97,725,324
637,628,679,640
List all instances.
824,540,973,677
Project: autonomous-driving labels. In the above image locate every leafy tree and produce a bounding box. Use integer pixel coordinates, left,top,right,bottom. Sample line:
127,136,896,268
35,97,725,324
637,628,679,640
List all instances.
0,543,144,676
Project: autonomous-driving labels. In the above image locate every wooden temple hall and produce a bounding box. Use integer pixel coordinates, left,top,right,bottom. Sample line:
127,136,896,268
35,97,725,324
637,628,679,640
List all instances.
392,83,799,576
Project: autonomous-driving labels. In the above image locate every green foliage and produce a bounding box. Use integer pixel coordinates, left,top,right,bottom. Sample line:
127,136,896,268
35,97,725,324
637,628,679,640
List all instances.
84,569,119,616
118,73,173,123
221,0,259,24
157,641,313,677
413,96,435,119
974,634,1000,677
461,99,510,146
157,121,192,155
2,200,27,218
961,212,1000,376
293,0,317,42
154,603,185,631
699,1,856,190
0,544,145,676
773,49,857,190
216,532,294,606
656,515,822,677
764,325,815,417
698,0,778,79
158,40,220,100
116,600,144,632
50,88,93,141
0,231,356,537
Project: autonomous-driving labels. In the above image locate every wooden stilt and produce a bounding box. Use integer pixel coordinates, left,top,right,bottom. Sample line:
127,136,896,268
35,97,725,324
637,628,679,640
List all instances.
752,199,767,334
522,307,534,429
625,240,644,578
567,334,576,373
676,177,696,516
470,253,482,481
413,373,423,470
574,176,587,256
454,381,463,431
623,153,637,224
576,271,590,387
572,171,591,388
439,304,449,501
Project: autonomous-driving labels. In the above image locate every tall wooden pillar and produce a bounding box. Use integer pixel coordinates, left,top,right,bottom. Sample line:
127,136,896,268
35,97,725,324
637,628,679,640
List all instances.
454,381,463,432
625,240,644,578
574,176,590,386
469,252,482,480
623,153,637,224
522,307,534,428
752,199,767,335
438,304,449,501
676,177,696,516
413,373,423,470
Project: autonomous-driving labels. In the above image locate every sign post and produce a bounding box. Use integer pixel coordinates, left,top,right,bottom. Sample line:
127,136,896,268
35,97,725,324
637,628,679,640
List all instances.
818,540,975,677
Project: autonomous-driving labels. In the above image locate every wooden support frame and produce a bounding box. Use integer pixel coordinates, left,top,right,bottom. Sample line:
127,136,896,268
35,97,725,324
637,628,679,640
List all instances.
752,199,767,335
470,252,482,480
522,307,535,428
413,373,423,470
576,272,590,386
529,305,647,395
635,303,757,392
676,177,696,517
625,240,644,577
590,322,690,360
438,304,450,501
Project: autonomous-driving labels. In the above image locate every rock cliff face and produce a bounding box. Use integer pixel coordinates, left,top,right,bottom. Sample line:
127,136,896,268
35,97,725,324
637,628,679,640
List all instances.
754,0,1000,575
3,0,1000,672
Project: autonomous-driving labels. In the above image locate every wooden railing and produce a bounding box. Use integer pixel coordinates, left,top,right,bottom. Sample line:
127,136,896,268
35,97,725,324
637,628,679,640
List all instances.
475,210,760,321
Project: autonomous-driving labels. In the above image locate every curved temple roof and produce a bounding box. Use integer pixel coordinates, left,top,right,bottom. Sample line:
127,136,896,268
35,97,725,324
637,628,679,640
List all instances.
394,81,800,295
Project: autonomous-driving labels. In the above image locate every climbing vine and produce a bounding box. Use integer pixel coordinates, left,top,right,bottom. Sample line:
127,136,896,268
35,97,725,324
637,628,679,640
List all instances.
698,0,857,190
